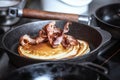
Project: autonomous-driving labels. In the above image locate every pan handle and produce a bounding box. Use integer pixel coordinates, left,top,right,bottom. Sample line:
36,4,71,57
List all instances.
80,62,108,74
8,8,79,22
8,7,90,24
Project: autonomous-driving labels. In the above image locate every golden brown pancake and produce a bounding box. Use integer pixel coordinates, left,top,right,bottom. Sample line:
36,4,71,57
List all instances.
18,40,90,60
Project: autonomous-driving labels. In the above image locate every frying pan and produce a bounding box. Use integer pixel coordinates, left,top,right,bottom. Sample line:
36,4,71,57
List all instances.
1,20,111,67
94,3,120,39
3,62,110,80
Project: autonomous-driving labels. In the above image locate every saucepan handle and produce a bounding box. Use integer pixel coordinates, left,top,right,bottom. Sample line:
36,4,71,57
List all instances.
80,62,108,74
8,7,90,24
8,8,79,22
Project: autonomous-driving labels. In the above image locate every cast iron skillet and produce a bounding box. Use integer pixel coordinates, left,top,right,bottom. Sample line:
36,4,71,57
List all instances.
1,20,111,67
94,3,120,39
3,62,110,80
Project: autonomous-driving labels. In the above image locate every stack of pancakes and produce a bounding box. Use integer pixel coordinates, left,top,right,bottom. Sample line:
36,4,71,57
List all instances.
18,40,90,60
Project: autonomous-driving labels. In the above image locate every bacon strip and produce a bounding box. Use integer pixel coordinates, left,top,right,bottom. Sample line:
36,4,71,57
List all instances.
35,30,47,44
20,21,79,48
52,22,72,48
20,34,36,46
63,22,71,33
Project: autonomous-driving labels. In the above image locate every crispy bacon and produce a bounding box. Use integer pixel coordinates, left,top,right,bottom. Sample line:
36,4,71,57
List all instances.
20,34,36,46
20,21,79,48
66,35,78,45
38,29,47,38
61,35,78,49
63,22,71,33
53,34,63,47
52,22,72,48
35,30,48,44
62,35,71,49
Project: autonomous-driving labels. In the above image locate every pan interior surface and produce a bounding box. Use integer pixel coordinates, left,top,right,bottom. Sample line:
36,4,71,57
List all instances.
4,62,109,80
3,20,102,60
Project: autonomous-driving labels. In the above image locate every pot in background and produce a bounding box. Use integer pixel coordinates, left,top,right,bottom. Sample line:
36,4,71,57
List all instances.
0,0,26,26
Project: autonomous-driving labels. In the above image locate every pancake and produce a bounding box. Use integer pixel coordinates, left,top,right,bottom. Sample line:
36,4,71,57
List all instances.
18,40,90,60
